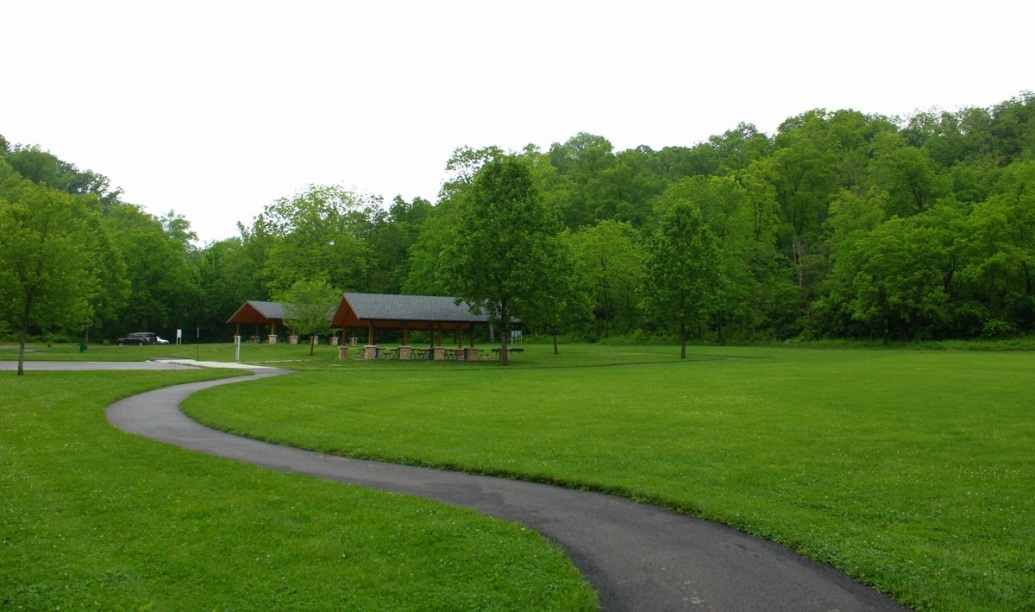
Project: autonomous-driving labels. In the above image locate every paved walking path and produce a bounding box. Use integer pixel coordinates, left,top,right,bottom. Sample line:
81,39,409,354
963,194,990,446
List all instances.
22,360,905,610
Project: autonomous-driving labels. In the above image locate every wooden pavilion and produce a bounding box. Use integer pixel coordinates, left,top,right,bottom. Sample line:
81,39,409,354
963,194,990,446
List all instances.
226,300,289,343
330,293,489,348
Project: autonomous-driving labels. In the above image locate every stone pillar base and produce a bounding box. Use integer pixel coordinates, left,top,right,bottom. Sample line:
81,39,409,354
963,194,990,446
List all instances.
464,347,481,361
364,345,378,360
398,346,412,360
289,335,298,345
338,346,349,360
268,334,278,344
330,336,339,346
429,346,445,361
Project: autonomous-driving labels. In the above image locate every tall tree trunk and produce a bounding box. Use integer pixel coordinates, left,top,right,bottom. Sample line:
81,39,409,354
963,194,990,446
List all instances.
500,327,509,366
17,296,33,376
553,330,558,354
793,235,806,287
680,321,687,360
18,324,27,376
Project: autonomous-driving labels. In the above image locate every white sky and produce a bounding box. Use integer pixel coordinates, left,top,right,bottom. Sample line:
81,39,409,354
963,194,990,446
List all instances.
4,1,1032,244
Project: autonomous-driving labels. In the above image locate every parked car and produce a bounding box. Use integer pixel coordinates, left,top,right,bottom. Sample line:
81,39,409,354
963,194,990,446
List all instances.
116,332,159,346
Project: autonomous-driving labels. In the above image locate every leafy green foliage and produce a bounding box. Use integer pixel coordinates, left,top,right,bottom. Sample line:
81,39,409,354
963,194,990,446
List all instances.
5,91,1035,344
568,220,643,337
443,157,565,364
255,184,377,295
101,201,199,335
276,278,340,355
0,181,104,372
642,199,723,357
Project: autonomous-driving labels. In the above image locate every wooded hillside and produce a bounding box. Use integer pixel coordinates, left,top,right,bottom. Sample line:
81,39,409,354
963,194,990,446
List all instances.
2,92,1033,343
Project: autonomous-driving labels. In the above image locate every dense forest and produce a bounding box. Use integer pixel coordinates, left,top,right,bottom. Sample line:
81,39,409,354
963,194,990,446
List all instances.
2,92,1034,345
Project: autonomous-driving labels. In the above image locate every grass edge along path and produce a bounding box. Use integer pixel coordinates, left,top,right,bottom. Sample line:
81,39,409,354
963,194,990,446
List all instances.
0,369,597,610
181,345,1035,611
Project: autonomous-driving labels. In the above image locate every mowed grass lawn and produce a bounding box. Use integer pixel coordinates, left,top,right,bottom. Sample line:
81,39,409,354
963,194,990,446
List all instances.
0,369,596,610
182,344,1035,611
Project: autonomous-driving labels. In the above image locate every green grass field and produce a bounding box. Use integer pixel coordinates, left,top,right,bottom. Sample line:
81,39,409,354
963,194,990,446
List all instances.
171,343,1035,611
0,368,596,609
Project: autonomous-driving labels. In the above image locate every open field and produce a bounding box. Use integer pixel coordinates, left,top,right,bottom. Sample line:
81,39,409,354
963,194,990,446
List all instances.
177,344,1035,610
0,369,596,609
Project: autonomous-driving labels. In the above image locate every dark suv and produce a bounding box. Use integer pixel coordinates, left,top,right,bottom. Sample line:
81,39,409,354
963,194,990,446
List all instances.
116,332,158,346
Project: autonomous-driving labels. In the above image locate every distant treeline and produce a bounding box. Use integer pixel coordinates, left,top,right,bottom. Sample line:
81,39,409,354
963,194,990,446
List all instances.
2,91,1033,343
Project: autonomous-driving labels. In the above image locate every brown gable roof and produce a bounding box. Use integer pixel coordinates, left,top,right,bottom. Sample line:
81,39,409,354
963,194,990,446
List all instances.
226,300,288,325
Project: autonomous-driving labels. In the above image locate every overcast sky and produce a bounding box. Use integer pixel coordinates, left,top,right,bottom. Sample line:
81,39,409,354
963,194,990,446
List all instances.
4,1,1032,244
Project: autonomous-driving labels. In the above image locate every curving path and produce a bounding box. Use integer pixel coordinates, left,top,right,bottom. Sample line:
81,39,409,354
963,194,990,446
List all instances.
96,361,905,611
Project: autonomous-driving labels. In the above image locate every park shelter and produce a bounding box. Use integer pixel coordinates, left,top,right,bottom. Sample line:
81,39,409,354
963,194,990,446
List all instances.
330,292,489,347
226,300,288,342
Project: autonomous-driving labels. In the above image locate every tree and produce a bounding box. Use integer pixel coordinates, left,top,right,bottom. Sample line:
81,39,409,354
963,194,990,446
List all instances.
547,133,618,228
194,237,258,340
666,176,757,342
0,181,101,374
276,279,340,355
870,132,948,217
963,160,1035,334
402,199,460,296
642,201,723,358
370,196,432,293
439,145,505,200
101,202,199,336
443,157,564,365
521,235,592,354
568,220,643,337
708,122,772,174
258,184,377,294
4,144,123,205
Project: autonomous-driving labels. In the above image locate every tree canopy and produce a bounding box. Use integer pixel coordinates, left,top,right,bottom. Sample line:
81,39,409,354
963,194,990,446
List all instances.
0,182,103,373
4,91,1035,352
442,157,565,364
276,279,340,355
642,200,723,358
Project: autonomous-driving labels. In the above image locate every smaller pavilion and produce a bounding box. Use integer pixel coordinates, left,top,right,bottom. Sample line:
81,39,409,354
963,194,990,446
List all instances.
226,300,288,343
